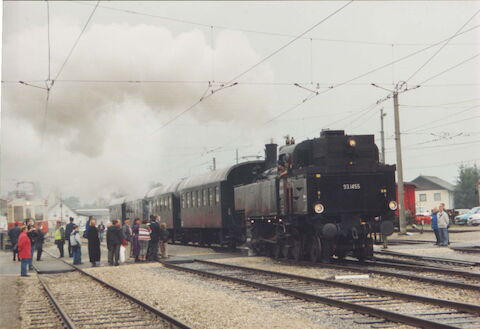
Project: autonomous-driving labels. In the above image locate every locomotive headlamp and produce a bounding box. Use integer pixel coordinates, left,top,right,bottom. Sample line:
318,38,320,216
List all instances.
314,203,325,214
348,139,357,147
388,201,398,210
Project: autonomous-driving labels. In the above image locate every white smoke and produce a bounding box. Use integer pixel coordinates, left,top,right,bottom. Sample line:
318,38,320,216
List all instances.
3,22,274,157
1,22,274,200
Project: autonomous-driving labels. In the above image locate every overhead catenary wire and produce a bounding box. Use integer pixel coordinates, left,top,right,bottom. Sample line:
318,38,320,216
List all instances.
148,0,354,133
264,24,480,123
406,8,480,82
53,0,100,82
418,52,480,86
73,1,480,47
46,0,51,83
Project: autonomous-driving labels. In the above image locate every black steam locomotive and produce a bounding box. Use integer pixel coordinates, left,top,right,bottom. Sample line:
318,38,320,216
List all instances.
235,130,397,262
110,130,397,262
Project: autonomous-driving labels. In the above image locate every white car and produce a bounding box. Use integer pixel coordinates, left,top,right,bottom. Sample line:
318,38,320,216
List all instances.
467,213,480,226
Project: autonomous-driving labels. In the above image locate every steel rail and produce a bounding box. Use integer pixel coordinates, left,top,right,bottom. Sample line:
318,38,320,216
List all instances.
374,250,480,267
195,259,480,314
37,275,77,329
162,260,469,329
314,261,480,291
450,246,480,254
44,250,192,329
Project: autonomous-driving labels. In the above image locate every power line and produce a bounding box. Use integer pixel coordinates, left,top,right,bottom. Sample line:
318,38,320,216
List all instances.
224,0,354,85
418,52,480,85
264,24,480,123
73,1,480,47
53,1,100,82
406,8,480,82
148,1,354,132
406,158,479,170
405,105,479,133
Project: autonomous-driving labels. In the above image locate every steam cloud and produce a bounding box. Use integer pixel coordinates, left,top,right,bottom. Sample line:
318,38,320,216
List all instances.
3,22,274,157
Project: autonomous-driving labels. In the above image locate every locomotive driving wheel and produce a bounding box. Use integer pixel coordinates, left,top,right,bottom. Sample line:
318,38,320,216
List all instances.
292,238,302,261
309,236,322,263
272,243,282,259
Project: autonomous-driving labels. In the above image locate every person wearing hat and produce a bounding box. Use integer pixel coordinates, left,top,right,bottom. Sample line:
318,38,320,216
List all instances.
54,221,65,257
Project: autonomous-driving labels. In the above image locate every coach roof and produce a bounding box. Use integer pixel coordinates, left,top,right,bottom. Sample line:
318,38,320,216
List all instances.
177,161,263,191
145,179,184,198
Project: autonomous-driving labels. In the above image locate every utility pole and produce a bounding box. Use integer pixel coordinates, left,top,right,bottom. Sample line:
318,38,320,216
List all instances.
372,81,420,235
236,149,239,164
393,89,406,234
380,107,386,164
212,157,216,171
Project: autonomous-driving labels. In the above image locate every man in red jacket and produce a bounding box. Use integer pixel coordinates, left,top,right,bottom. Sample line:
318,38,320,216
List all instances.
17,226,32,277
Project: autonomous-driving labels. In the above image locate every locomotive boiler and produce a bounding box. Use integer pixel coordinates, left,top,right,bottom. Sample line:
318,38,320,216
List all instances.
234,130,397,262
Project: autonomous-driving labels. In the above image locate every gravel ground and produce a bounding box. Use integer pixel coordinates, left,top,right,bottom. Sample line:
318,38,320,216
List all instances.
209,256,480,305
18,275,63,329
85,263,414,329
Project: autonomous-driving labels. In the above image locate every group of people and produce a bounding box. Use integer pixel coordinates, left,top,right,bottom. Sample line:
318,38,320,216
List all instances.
54,215,169,267
8,219,46,277
431,203,450,246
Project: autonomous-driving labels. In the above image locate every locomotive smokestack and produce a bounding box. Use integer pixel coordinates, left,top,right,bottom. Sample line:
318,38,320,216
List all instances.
264,143,278,170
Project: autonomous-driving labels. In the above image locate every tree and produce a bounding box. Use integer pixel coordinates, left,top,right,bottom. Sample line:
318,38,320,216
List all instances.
454,164,480,209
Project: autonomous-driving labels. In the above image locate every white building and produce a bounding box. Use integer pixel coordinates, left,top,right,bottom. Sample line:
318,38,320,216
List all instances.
47,202,88,229
411,175,455,211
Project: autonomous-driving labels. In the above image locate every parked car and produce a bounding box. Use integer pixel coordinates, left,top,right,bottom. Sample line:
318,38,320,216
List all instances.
467,213,480,226
454,206,480,225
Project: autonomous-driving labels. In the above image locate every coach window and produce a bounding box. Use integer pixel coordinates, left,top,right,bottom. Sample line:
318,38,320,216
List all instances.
203,189,208,206
198,190,202,207
215,186,219,204
193,191,197,208
181,194,185,209
168,196,172,210
209,188,213,206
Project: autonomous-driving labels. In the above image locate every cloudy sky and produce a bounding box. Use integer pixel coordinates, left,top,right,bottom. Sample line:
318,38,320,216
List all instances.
1,1,479,202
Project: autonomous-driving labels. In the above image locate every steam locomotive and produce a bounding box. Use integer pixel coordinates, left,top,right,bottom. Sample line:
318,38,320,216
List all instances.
110,130,397,262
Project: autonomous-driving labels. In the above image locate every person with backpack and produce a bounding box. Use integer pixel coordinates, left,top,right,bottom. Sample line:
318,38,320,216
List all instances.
70,225,82,265
54,221,65,257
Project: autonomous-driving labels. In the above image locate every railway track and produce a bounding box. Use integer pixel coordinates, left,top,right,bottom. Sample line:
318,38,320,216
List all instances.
450,246,480,254
31,252,192,329
163,259,480,329
373,250,480,268
326,258,480,291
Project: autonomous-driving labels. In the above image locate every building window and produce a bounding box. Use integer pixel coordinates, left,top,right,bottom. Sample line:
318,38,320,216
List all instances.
434,193,441,201
419,194,427,202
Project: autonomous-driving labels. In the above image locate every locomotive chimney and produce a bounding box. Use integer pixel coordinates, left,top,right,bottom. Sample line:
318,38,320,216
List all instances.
264,143,278,170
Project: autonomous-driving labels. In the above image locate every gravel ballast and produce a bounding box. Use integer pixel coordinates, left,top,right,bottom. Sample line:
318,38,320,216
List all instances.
86,264,330,329
209,256,480,305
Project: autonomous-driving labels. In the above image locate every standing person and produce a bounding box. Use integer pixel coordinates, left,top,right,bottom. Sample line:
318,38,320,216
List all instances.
17,226,31,277
83,216,92,239
65,217,75,257
159,222,169,259
54,221,65,258
138,219,151,261
106,220,125,266
131,218,141,262
70,225,83,265
8,222,21,261
122,218,133,262
437,203,450,246
147,215,160,261
26,219,37,270
431,208,440,245
35,224,45,261
87,218,101,267
98,222,106,243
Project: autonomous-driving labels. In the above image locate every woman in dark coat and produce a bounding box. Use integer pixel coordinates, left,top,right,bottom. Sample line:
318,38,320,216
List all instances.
87,218,101,267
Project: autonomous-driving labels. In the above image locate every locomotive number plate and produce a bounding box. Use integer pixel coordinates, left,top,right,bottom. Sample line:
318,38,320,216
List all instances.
343,183,361,190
